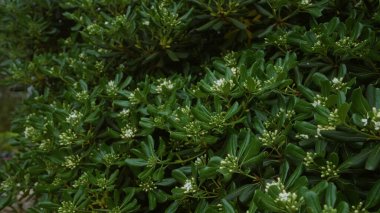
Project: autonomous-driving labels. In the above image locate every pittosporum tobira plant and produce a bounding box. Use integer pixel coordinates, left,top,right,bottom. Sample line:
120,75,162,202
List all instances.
1,0,380,212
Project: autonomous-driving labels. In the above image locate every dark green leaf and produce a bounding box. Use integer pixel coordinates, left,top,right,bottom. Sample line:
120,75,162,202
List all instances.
326,183,337,207
351,88,370,115
124,158,148,167
225,102,240,120
226,17,246,29
365,144,380,170
221,199,236,213
365,180,380,209
304,191,322,213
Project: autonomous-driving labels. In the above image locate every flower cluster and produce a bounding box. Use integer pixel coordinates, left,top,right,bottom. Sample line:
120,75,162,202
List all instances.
243,78,263,93
155,78,174,93
317,124,335,137
295,133,310,140
219,154,239,172
128,88,141,105
103,153,119,167
64,155,80,169
110,207,123,213
95,177,109,190
320,161,339,179
66,110,83,125
276,190,302,212
327,109,340,125
75,90,89,102
0,177,13,191
86,23,102,36
317,108,341,137
300,0,312,6
118,109,130,119
223,51,237,66
181,178,197,194
363,107,380,130
184,121,207,138
210,78,234,93
330,77,346,90
38,139,52,152
52,177,62,186
322,205,337,213
95,61,105,72
259,129,281,147
58,201,76,213
24,126,40,141
351,202,367,213
265,178,284,192
265,178,303,212
73,172,89,188
230,67,240,76
335,37,362,49
59,129,77,146
209,113,225,129
194,155,207,167
139,179,157,192
106,80,118,96
312,94,328,107
265,34,288,47
303,152,317,167
155,1,182,29
120,125,137,139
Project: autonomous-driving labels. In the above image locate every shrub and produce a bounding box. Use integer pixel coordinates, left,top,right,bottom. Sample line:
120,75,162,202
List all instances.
1,0,380,212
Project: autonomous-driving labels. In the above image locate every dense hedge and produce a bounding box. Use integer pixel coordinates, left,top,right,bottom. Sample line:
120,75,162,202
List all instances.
1,0,380,212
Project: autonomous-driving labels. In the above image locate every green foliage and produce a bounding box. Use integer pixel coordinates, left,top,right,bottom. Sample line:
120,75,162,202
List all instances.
1,0,380,212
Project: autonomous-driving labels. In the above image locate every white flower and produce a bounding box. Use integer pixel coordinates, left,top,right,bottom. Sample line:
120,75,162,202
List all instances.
64,155,80,169
331,77,346,90
296,134,309,140
120,125,137,139
259,129,281,147
265,178,284,192
182,180,192,192
210,78,234,93
219,154,239,172
311,100,320,107
361,118,368,126
317,124,335,137
139,179,157,192
181,178,197,193
66,110,83,125
58,201,76,213
300,0,311,6
331,78,341,84
320,161,339,178
304,152,317,167
142,20,150,26
312,94,327,107
373,107,380,118
278,190,291,202
118,109,130,118
59,129,76,146
75,91,89,101
328,109,340,125
24,126,38,140
106,80,118,96
0,178,13,191
230,67,240,75
155,78,174,93
128,88,140,104
373,121,380,130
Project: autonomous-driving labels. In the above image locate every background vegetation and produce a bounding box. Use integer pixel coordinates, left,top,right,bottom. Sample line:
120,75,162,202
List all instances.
1,0,380,212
